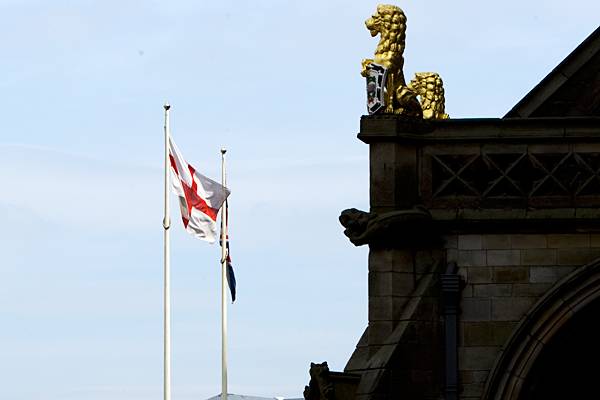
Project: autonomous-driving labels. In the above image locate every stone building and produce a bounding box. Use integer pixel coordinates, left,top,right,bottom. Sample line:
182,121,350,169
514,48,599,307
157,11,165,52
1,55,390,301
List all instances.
304,26,600,399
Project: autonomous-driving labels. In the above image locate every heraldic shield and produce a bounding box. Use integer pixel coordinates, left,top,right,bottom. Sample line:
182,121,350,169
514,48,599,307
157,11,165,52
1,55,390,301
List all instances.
365,63,387,115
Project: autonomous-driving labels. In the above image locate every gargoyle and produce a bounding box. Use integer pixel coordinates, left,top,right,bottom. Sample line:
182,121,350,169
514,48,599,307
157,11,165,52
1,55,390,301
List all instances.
339,206,432,246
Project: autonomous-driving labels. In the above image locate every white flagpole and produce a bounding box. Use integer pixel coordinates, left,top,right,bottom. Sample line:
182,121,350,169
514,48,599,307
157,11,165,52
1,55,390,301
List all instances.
220,148,228,400
163,103,172,400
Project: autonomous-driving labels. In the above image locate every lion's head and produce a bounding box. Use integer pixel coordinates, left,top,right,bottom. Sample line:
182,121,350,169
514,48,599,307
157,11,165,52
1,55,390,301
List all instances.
365,4,406,38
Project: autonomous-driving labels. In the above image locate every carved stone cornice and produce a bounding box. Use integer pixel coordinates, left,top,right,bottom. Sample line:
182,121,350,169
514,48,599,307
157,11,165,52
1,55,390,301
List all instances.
350,115,600,238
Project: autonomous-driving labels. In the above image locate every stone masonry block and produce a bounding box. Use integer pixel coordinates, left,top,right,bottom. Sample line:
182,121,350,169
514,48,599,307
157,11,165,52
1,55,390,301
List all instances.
460,370,476,385
460,370,489,385
487,250,521,266
461,298,491,321
491,321,518,345
459,250,486,267
473,284,512,297
491,297,536,321
468,267,492,284
369,248,393,272
521,249,557,265
471,370,490,384
512,283,552,297
369,296,392,321
510,234,547,249
458,346,500,370
392,249,417,273
493,266,528,283
368,321,394,345
461,383,485,398
463,322,493,346
392,272,417,295
547,234,590,248
558,249,600,265
459,235,483,250
369,271,392,296
369,143,397,208
369,296,410,321
530,266,575,283
482,235,510,249
463,322,516,346
414,249,444,274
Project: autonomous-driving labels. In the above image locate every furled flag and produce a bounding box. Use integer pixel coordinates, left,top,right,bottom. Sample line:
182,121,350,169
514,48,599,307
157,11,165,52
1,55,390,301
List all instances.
221,202,236,303
168,136,230,242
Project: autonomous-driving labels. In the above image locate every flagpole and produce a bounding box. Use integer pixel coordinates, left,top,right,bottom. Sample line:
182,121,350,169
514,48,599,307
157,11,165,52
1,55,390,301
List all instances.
220,148,228,400
163,103,172,400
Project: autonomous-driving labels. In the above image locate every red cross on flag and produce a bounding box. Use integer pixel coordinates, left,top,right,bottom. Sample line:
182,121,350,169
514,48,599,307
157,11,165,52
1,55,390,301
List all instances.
168,135,230,242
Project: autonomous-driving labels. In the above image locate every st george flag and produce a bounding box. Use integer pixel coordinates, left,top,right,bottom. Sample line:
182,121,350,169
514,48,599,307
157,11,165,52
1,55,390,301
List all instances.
168,135,230,243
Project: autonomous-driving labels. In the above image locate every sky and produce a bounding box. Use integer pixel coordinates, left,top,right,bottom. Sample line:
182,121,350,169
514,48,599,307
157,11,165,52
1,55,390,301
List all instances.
0,1,598,399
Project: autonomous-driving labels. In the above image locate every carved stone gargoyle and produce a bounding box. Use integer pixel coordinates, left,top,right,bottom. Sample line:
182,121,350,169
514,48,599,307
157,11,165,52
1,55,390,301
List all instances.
339,206,433,246
304,362,335,400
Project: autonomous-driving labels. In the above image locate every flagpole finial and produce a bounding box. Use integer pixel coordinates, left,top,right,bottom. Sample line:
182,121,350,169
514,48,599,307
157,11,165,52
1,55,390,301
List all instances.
164,102,171,111
221,148,227,155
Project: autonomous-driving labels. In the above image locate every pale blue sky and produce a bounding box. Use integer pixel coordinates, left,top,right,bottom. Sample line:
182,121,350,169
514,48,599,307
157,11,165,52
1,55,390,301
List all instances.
1,1,598,399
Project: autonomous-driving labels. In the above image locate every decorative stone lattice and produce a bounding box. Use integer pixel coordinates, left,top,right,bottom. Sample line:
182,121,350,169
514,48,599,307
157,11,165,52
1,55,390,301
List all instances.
422,145,600,208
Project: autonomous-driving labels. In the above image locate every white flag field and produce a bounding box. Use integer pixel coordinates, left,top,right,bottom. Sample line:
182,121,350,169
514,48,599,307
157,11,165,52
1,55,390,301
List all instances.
168,135,230,242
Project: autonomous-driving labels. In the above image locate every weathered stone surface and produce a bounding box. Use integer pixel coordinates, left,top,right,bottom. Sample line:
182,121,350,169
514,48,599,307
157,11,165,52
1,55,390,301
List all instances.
547,234,590,248
558,248,600,265
482,235,510,249
369,296,393,321
458,346,500,370
459,235,483,250
459,250,486,267
460,370,490,385
461,383,485,397
530,266,576,283
368,321,394,345
513,283,553,297
369,249,394,272
473,284,512,297
391,272,417,295
369,271,393,296
591,234,600,247
462,322,517,346
521,249,557,265
487,250,521,266
463,323,494,346
468,267,492,283
491,297,536,321
493,267,528,283
369,249,415,273
511,234,547,249
461,298,491,321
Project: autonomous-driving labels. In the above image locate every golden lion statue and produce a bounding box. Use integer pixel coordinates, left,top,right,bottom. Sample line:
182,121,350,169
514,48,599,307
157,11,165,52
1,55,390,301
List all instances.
361,4,449,119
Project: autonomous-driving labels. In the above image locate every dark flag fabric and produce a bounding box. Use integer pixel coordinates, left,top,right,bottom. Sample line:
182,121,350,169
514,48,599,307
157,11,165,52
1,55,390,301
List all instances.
226,246,236,303
221,202,236,303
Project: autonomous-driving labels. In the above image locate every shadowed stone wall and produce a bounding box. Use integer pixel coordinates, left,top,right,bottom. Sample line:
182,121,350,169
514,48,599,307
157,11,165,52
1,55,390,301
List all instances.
445,233,600,399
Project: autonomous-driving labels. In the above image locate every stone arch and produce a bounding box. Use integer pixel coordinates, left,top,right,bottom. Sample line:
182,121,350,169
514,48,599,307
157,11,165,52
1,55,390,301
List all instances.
482,257,600,399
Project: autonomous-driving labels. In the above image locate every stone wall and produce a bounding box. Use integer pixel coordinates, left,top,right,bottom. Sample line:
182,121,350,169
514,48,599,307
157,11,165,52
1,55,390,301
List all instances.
445,233,600,399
